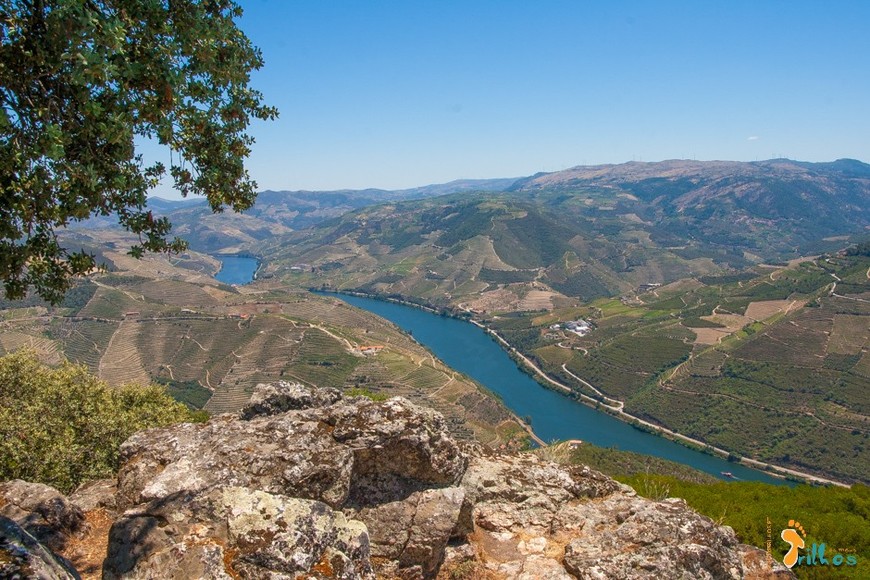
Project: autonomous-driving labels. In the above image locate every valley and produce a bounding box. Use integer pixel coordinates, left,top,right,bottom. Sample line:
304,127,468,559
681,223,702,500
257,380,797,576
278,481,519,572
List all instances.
3,158,868,487
0,237,530,450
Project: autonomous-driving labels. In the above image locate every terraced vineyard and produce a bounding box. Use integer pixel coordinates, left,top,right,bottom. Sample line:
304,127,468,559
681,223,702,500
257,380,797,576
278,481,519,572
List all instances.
0,331,63,366
486,254,870,484
0,239,528,448
99,321,151,386
52,319,119,372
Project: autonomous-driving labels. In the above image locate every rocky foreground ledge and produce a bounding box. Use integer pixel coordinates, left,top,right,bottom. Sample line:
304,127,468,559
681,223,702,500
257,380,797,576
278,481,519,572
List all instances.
0,382,793,579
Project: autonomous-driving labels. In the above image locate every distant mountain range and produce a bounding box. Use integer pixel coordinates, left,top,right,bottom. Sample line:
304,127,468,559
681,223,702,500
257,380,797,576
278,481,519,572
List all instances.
244,158,870,308
70,158,870,303
68,177,521,253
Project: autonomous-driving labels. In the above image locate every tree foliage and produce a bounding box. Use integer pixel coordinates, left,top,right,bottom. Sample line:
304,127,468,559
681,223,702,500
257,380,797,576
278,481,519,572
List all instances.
0,349,204,493
0,0,277,302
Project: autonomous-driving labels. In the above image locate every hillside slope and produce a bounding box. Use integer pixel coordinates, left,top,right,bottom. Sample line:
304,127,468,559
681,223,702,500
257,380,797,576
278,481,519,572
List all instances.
259,159,870,311
489,254,870,484
0,233,528,449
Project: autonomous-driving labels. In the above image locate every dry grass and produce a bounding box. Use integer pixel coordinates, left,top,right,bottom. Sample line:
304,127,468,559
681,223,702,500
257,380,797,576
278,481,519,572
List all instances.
61,508,114,580
517,290,555,311
744,299,794,321
691,327,732,345
466,287,520,313
828,314,869,355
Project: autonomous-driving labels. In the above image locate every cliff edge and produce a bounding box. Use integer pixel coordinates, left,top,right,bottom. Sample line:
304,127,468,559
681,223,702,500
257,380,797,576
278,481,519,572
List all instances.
1,382,793,579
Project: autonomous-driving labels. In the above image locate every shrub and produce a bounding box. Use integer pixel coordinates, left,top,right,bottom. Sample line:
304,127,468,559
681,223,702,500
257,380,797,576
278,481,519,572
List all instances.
0,350,204,493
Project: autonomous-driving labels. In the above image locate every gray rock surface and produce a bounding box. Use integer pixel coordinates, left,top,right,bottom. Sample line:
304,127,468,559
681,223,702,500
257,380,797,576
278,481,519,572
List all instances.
103,486,372,580
116,390,465,512
0,480,85,552
0,515,81,580
348,486,466,578
4,383,795,579
240,380,342,419
69,478,118,514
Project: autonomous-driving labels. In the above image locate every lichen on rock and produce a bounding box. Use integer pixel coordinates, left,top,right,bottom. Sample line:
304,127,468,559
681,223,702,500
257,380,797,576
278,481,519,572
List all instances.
1,382,796,579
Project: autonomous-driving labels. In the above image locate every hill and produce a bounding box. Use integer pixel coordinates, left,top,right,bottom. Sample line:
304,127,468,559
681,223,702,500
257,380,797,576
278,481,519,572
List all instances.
69,178,519,254
258,159,870,312
485,253,870,484
0,232,529,450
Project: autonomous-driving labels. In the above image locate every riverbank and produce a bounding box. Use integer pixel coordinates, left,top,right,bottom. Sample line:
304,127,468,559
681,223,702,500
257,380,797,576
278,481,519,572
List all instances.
315,289,849,487
314,289,546,448
473,316,848,487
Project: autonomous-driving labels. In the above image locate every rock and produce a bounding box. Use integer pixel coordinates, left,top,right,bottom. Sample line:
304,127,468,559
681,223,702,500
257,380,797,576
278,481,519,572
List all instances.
561,495,746,579
459,452,625,533
240,381,342,419
116,395,464,510
349,487,466,578
103,486,373,580
69,478,118,514
0,480,85,552
331,397,468,492
0,515,81,580
0,383,790,580
116,412,356,509
456,452,795,580
737,544,796,579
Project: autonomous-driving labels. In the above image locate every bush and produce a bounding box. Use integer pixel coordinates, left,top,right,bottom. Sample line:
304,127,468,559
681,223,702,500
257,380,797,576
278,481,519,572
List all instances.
0,350,204,493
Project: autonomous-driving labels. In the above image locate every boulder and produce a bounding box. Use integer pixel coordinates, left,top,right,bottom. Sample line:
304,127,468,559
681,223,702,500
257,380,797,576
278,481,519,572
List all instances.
103,486,373,580
69,478,118,515
0,515,81,580
456,452,794,580
0,480,85,552
240,381,342,419
348,486,466,578
116,395,465,511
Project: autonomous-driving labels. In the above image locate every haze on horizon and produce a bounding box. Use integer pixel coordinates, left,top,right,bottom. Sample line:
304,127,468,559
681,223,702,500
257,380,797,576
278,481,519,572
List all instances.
144,0,870,199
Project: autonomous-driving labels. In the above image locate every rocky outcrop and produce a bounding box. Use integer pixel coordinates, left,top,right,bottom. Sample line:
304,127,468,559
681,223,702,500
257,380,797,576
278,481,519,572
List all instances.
2,382,795,579
116,387,465,512
0,516,81,580
239,380,343,419
0,480,85,553
103,487,372,580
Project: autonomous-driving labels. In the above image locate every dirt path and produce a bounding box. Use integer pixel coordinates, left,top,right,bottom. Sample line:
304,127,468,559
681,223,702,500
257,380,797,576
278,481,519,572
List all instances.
560,364,622,410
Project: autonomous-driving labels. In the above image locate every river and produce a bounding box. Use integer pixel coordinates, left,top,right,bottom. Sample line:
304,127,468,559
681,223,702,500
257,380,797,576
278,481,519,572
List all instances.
322,292,788,485
214,256,259,285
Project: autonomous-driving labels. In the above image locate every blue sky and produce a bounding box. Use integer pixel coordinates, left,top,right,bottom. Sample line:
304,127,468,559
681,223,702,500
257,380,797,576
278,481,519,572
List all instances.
150,0,870,197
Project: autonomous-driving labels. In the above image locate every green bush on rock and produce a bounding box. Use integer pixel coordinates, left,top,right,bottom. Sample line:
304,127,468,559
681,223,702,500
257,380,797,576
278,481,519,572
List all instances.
0,350,205,493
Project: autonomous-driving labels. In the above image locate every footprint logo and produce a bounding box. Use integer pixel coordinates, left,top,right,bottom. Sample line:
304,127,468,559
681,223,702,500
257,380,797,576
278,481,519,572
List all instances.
781,520,806,569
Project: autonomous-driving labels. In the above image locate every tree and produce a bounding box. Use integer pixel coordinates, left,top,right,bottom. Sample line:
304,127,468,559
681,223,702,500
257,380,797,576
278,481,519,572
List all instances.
0,349,204,493
0,0,277,303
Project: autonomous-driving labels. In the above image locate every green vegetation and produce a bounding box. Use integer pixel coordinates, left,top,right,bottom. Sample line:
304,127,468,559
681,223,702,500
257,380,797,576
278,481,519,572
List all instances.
345,387,389,401
0,350,203,493
0,0,277,303
624,475,869,579
484,255,870,484
548,442,719,484
478,268,538,284
157,378,214,410
845,241,870,257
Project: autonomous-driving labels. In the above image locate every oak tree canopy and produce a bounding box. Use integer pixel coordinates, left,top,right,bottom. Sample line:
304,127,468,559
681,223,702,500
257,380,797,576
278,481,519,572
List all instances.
0,0,277,303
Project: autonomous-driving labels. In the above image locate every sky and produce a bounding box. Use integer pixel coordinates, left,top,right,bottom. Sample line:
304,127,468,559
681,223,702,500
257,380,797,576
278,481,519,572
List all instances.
147,0,870,198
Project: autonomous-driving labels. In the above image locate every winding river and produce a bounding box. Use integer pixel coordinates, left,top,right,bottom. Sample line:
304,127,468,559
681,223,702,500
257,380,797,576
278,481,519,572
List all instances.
324,292,788,485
